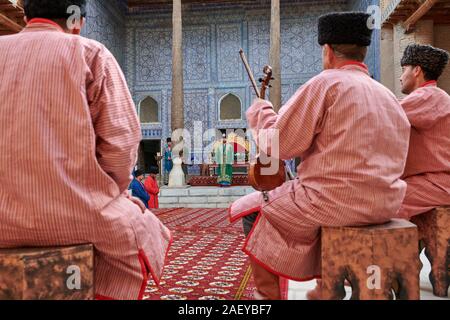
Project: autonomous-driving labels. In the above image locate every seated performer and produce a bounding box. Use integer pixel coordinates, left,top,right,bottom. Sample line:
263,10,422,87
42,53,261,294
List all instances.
229,12,411,300
397,44,450,219
0,0,171,300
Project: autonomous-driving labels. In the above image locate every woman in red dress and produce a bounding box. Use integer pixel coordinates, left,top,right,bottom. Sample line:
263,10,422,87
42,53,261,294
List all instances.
144,166,160,209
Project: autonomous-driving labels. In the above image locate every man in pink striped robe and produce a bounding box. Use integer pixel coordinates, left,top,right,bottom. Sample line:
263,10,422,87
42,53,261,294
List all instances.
0,0,171,300
397,44,450,219
229,12,411,300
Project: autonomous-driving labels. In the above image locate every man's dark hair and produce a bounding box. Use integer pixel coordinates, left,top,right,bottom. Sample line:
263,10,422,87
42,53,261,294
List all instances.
134,169,145,178
419,67,441,82
330,44,368,62
149,166,159,175
407,64,446,82
24,0,87,20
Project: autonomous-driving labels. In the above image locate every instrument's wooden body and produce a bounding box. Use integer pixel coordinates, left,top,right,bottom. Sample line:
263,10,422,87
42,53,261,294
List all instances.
248,157,286,192
241,61,287,193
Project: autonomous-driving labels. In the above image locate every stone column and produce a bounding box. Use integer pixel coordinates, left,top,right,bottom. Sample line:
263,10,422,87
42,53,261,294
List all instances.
269,0,281,112
171,0,184,133
393,20,434,97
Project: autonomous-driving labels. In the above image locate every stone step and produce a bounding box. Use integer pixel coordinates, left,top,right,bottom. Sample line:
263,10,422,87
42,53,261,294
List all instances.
158,186,255,208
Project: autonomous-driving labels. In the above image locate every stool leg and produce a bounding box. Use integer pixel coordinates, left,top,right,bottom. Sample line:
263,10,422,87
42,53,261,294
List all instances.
425,244,450,298
351,267,393,300
321,269,347,300
412,209,450,298
393,273,420,300
392,247,421,300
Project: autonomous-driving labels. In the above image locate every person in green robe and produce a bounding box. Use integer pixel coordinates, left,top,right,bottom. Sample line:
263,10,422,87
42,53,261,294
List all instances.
215,134,234,187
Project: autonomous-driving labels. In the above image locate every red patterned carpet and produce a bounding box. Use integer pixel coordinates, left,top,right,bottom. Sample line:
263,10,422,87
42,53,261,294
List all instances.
142,208,256,300
188,175,249,187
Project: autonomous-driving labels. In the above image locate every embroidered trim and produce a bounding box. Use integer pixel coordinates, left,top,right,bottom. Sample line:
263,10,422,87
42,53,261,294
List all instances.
339,60,369,71
27,18,65,32
420,80,437,88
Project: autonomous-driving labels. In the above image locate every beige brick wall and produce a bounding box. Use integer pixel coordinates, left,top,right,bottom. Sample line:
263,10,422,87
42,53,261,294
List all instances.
380,0,395,13
434,25,450,94
381,26,395,92
380,13,449,95
392,20,434,97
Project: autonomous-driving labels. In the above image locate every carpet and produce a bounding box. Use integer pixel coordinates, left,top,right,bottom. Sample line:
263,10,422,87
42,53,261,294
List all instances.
188,175,249,187
142,208,256,300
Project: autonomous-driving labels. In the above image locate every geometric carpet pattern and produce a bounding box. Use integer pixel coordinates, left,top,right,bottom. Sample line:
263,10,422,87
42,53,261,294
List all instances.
142,208,256,300
188,175,249,187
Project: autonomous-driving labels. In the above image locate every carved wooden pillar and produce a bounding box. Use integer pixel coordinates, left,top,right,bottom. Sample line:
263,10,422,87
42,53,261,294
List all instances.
171,0,184,133
269,0,281,112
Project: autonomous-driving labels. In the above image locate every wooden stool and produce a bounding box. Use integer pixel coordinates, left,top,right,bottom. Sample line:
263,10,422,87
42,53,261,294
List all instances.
0,244,94,300
321,219,420,300
411,207,450,298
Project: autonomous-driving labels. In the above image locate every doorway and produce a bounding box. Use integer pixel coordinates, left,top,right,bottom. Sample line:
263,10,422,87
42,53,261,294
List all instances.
139,140,161,174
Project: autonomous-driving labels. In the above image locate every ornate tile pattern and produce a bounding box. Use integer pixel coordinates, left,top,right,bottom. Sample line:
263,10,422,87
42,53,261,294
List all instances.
81,0,381,154
348,0,381,80
82,0,126,68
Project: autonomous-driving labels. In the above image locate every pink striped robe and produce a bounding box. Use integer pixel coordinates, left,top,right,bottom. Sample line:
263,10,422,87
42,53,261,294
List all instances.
398,81,450,219
0,22,171,300
229,63,411,281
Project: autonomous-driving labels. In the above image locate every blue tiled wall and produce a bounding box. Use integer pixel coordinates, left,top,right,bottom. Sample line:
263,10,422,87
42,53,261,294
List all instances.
125,0,350,146
81,0,126,68
81,0,381,156
348,0,381,80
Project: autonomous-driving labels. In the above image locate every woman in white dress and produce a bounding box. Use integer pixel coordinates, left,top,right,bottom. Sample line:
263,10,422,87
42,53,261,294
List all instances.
168,156,186,187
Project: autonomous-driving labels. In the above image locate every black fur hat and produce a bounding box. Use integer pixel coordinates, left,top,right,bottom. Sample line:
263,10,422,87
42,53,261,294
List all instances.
401,44,449,80
24,0,87,20
318,12,373,46
149,166,159,174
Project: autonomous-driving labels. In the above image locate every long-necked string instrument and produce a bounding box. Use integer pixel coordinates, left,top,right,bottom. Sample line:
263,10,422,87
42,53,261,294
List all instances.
239,49,289,202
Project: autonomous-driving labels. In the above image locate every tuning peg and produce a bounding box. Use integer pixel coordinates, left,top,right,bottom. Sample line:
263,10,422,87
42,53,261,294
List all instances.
269,85,273,88
271,77,275,80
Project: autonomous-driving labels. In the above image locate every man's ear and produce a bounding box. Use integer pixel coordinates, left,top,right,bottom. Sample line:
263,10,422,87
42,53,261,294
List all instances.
413,65,423,77
24,16,28,24
323,44,330,56
325,44,335,62
70,17,85,35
